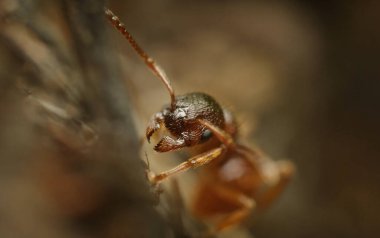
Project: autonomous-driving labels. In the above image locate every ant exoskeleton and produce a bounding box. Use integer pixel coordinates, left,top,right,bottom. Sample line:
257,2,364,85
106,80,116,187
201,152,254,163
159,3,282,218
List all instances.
105,8,294,232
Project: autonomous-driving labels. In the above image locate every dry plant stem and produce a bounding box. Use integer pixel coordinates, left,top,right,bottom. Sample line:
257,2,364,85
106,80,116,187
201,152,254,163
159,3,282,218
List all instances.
0,0,167,237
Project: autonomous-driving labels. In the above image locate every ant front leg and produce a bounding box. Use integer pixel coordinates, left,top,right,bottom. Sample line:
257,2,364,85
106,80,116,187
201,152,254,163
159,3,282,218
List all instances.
148,146,225,184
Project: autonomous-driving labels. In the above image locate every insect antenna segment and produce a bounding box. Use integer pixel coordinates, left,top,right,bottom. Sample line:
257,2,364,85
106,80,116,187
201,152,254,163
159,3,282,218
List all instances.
104,8,176,109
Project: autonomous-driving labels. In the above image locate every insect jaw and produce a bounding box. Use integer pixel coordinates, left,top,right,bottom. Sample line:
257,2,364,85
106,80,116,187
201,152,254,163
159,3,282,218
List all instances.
153,136,185,152
146,123,159,143
148,119,188,153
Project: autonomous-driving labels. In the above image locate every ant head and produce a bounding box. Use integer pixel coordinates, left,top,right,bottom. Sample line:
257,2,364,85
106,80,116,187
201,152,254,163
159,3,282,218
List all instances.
104,9,226,151
147,92,225,152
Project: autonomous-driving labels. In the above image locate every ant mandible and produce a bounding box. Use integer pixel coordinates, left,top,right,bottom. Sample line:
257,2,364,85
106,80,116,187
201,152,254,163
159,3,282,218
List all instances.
105,8,295,232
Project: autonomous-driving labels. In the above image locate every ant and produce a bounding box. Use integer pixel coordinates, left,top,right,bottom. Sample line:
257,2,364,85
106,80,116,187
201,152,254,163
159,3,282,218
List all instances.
105,8,295,233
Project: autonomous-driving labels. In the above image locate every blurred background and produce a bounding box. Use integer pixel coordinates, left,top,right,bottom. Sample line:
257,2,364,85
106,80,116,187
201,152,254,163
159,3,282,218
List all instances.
1,0,379,237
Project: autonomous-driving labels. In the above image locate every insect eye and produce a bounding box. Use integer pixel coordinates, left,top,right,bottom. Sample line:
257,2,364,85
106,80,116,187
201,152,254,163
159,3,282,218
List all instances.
201,129,213,142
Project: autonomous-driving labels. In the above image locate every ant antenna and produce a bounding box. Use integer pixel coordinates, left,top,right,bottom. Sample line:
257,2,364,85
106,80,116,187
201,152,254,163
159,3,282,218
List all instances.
104,8,176,109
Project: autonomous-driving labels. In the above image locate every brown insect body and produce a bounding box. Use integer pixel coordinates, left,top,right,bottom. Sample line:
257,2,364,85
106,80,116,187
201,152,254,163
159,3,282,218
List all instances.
165,92,225,139
105,8,294,233
149,92,225,152
193,151,262,217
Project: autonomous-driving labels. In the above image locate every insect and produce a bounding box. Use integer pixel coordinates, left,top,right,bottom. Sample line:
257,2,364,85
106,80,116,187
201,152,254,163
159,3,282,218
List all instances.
105,8,295,232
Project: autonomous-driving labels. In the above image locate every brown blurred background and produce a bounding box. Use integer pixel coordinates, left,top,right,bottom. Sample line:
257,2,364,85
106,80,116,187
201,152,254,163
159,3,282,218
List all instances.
1,0,379,238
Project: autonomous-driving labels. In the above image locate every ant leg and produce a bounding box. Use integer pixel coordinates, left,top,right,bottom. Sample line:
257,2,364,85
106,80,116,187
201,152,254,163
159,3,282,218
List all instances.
143,153,163,204
198,119,235,148
148,146,225,184
215,207,253,232
256,160,295,210
146,112,164,142
208,185,256,233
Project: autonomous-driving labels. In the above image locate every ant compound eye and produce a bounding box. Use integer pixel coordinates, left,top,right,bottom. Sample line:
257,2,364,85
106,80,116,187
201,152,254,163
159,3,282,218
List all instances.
201,129,213,142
